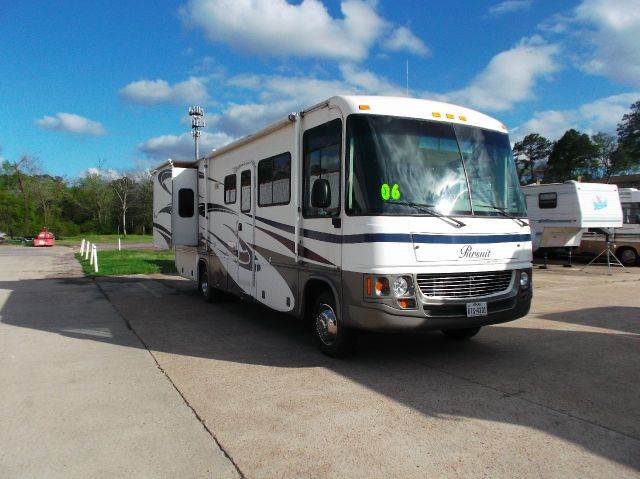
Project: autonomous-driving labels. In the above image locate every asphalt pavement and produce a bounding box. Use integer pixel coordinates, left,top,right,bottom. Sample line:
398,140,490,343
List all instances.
1,244,639,478
0,245,239,478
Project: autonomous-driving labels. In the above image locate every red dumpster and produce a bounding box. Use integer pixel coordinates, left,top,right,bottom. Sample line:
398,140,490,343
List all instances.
33,227,54,247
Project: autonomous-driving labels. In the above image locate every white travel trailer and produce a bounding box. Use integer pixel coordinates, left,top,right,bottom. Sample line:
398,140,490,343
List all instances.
522,181,623,251
153,96,533,356
577,187,640,266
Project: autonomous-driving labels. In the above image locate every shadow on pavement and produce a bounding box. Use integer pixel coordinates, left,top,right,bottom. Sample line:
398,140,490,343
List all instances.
539,306,640,335
1,274,639,472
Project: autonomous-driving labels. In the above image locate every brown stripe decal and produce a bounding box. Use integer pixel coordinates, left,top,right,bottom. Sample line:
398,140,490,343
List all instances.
255,225,334,266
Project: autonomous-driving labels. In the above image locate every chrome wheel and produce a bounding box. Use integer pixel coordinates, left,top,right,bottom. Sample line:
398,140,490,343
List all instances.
316,303,338,346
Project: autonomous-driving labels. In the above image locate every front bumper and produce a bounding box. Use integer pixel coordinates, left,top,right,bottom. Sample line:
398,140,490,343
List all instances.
343,269,532,332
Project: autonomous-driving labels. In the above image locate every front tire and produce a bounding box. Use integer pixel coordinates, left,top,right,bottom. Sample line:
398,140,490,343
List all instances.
442,327,481,340
311,290,355,358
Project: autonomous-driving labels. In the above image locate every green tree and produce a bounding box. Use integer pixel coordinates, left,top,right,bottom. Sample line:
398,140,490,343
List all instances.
129,171,153,235
111,173,137,236
591,132,619,181
617,100,640,159
73,170,115,233
615,100,640,175
1,156,41,236
512,134,552,184
30,174,64,228
545,129,598,183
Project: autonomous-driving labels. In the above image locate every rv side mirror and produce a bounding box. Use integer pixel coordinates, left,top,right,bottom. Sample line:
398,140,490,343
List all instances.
311,178,331,209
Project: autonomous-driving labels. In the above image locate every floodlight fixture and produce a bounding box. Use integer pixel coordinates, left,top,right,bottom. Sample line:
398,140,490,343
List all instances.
188,105,205,160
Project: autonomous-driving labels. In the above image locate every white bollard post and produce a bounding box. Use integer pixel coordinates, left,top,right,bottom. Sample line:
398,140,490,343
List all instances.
80,238,86,255
118,237,121,251
93,245,98,273
89,245,94,266
85,242,91,260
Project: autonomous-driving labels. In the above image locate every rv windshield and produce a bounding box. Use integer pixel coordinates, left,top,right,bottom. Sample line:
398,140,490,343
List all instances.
345,114,526,218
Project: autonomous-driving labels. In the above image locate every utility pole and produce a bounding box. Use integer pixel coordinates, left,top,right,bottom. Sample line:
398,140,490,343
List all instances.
189,106,205,161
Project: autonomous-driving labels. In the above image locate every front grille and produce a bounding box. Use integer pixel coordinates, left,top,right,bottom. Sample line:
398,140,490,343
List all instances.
416,270,514,299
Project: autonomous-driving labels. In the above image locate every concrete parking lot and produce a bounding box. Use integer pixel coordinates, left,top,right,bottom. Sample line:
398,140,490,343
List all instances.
1,245,639,478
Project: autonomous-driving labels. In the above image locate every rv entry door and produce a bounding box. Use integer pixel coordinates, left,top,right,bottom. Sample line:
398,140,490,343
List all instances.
171,167,198,246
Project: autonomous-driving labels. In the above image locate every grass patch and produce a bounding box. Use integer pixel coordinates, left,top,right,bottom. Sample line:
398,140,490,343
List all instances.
75,248,176,277
58,234,152,246
1,238,25,245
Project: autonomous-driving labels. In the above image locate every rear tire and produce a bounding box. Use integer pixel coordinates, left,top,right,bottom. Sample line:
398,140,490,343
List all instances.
199,265,222,303
310,290,355,358
616,247,638,266
442,327,481,340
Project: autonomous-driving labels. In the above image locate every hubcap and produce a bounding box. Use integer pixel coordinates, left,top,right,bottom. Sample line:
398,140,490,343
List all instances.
316,303,338,346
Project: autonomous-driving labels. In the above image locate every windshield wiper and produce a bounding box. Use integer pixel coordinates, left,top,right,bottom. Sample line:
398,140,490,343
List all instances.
387,201,466,228
474,203,528,227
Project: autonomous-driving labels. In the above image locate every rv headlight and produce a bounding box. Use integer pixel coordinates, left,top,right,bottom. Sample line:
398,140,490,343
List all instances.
519,271,529,289
392,276,413,297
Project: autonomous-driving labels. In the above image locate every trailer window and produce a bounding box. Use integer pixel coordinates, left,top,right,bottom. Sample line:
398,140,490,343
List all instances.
303,119,342,218
224,174,236,204
258,152,291,206
178,188,194,218
241,170,251,213
539,192,557,209
622,204,640,224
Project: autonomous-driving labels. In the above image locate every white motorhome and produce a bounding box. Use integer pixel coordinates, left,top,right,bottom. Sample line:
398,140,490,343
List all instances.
522,181,623,251
153,96,533,356
617,188,640,235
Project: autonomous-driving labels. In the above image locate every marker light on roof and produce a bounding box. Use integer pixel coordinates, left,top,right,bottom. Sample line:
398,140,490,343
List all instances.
459,115,467,121
432,112,441,118
446,113,454,119
359,104,370,110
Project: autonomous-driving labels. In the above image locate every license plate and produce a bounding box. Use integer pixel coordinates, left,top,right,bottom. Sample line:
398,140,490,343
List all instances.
466,302,487,317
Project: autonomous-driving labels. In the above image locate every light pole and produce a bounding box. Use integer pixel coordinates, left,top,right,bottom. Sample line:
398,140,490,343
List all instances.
189,106,205,161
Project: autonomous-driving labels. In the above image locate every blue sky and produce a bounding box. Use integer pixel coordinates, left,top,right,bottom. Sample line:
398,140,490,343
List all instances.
1,0,638,178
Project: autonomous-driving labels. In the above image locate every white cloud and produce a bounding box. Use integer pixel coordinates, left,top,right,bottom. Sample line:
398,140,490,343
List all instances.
36,113,106,136
541,0,640,87
488,0,532,16
119,77,209,105
339,64,406,96
383,26,430,57
573,0,640,86
513,92,640,140
209,65,405,137
180,0,386,61
79,167,121,180
438,36,559,111
138,131,234,160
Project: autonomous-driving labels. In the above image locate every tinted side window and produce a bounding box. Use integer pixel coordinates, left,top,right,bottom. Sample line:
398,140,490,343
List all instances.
241,170,251,213
178,188,194,217
224,174,236,204
303,119,342,217
539,192,557,209
258,152,291,207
